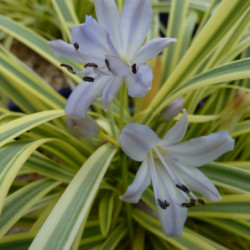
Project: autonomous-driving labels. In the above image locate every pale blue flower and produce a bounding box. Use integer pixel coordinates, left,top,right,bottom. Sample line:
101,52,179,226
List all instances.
119,110,235,236
49,0,177,119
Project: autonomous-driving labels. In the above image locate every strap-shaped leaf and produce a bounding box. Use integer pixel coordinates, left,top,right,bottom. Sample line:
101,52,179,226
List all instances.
159,0,250,92
0,110,65,147
202,218,250,240
80,219,104,246
0,178,60,238
0,74,36,113
145,58,250,123
0,14,81,80
99,223,127,250
232,120,250,137
170,58,250,104
29,144,117,250
161,0,189,79
133,208,227,250
189,194,250,219
0,51,66,110
202,162,250,193
25,152,74,183
0,139,53,213
99,192,115,237
205,8,250,69
0,232,34,250
151,1,210,13
52,0,79,41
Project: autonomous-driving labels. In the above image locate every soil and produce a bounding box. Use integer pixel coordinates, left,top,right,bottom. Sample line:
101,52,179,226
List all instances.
11,40,67,90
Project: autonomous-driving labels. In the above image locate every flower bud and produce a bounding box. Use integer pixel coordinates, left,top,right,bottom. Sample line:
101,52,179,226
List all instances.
66,115,99,138
161,98,184,121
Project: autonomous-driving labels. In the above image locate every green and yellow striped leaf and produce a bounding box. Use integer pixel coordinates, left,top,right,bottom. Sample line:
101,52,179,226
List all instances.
99,192,115,237
133,208,227,250
29,144,117,250
0,139,53,213
0,178,60,238
0,110,64,147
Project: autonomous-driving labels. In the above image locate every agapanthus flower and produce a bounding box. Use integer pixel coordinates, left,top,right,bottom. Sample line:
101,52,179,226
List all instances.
119,110,234,236
49,0,177,119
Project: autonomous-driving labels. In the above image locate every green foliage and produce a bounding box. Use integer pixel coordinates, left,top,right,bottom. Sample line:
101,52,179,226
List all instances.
0,0,250,249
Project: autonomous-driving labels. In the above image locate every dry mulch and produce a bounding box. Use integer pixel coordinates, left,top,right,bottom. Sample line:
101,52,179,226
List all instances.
11,40,67,90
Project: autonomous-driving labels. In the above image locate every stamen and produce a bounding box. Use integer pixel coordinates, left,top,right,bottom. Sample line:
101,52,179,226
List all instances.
85,63,98,68
157,199,170,209
131,64,137,74
176,184,190,193
73,42,79,50
197,198,205,205
105,59,111,71
190,199,196,206
181,199,196,208
72,42,87,62
60,64,75,74
83,76,94,82
181,202,193,208
189,191,198,200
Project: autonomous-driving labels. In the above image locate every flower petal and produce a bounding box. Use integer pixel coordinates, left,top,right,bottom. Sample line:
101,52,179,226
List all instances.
165,130,235,167
119,0,153,58
125,64,152,97
119,123,159,162
100,76,124,110
120,159,151,203
134,38,177,64
49,40,83,63
172,161,221,201
152,161,187,237
105,55,130,76
94,0,121,50
66,115,99,138
72,16,111,64
161,109,188,146
106,34,120,57
65,76,108,119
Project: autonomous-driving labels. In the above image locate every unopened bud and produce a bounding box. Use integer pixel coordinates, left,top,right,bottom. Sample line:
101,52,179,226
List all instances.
161,98,184,121
66,115,99,138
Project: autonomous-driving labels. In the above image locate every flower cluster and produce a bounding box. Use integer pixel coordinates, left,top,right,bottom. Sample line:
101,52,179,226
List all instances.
119,110,234,236
49,0,176,121
49,0,235,237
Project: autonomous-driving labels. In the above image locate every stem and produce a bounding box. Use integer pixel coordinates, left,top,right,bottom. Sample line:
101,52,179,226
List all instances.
119,83,126,131
109,106,118,140
119,82,132,241
121,152,133,243
98,131,120,148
